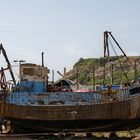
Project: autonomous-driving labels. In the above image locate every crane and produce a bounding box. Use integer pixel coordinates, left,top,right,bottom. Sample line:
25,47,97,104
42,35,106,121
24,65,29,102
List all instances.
0,44,16,90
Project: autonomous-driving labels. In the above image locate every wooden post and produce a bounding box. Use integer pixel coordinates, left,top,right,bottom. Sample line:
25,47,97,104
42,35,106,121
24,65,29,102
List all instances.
52,70,54,84
111,62,114,85
76,67,79,90
92,64,95,91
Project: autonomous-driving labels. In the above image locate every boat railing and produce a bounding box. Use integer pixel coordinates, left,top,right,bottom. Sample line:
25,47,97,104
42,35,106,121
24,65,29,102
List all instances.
1,87,131,105
99,88,130,103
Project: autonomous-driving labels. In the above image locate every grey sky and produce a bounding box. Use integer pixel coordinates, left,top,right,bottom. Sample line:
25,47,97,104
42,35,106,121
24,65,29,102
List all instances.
0,0,140,80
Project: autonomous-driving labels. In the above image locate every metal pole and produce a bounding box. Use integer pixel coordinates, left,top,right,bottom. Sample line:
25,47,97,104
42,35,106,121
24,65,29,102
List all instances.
64,67,66,79
103,32,106,85
13,60,25,81
108,32,129,60
42,52,44,67
1,44,16,85
103,31,109,85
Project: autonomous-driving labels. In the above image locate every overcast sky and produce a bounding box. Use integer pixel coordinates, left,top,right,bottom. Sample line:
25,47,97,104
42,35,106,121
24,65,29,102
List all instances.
0,0,140,81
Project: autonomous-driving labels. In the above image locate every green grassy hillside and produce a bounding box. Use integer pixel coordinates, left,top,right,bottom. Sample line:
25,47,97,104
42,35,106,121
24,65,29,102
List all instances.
66,56,140,85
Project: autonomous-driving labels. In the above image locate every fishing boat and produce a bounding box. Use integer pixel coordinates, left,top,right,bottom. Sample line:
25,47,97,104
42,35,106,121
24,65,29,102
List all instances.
0,31,140,134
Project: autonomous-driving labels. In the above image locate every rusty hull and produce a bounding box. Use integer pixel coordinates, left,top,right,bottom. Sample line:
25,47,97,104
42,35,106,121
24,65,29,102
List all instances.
1,95,140,121
0,94,140,132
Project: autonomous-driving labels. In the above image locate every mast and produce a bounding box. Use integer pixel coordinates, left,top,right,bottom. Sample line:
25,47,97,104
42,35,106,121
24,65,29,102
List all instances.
103,31,112,85
103,31,130,85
